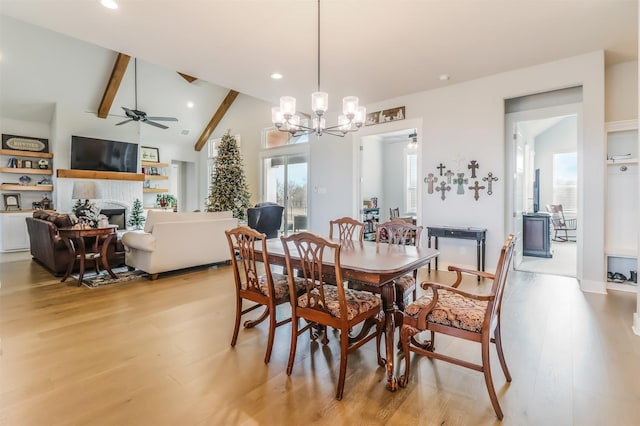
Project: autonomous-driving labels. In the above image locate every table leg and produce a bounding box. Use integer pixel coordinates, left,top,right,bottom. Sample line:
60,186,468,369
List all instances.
60,237,75,283
476,239,481,282
100,234,117,279
427,235,431,273
434,237,439,271
482,237,486,272
381,282,398,391
76,237,87,286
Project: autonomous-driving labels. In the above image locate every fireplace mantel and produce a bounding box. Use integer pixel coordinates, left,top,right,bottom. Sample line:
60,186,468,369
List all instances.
56,169,145,181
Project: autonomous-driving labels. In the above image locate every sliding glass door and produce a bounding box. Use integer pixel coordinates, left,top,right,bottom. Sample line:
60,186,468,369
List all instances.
262,154,308,235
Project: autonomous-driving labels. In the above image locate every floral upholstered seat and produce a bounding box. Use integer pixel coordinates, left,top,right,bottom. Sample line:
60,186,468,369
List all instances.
258,273,305,301
297,284,381,321
404,289,488,333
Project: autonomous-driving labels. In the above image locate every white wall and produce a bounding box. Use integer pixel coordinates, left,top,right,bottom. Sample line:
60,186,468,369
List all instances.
308,52,605,291
606,61,638,122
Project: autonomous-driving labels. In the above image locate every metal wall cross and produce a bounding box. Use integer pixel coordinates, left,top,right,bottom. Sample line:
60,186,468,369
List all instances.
452,173,468,194
468,160,480,178
469,180,486,201
482,172,499,195
435,181,451,200
424,173,438,194
436,163,446,176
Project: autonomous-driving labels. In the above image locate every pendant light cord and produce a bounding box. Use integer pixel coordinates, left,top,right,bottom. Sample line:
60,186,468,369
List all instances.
317,0,321,92
134,58,138,110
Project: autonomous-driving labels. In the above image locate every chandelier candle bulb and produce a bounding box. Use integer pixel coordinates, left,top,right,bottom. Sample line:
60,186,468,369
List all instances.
280,96,296,118
272,107,284,125
312,92,329,113
342,96,359,118
355,106,366,126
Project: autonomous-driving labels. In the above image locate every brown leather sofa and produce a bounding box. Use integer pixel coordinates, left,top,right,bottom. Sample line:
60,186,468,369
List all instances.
25,211,125,276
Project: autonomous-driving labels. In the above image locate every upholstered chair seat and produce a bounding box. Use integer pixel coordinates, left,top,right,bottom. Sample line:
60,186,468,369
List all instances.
257,273,305,301
404,289,488,333
296,284,382,321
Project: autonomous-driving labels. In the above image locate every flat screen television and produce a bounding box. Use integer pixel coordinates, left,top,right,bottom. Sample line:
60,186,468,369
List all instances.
71,136,138,173
533,168,540,213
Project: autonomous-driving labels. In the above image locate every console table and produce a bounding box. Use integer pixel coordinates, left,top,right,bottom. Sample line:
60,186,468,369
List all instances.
427,226,487,281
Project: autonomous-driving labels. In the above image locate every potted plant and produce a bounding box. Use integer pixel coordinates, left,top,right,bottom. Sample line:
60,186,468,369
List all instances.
156,193,177,210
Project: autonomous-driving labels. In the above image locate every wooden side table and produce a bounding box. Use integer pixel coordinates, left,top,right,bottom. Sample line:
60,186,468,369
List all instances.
58,226,118,285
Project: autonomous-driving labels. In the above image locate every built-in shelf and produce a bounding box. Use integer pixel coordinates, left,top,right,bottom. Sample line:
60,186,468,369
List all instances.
0,149,54,159
143,188,168,193
607,282,638,293
141,161,169,168
606,158,638,165
145,175,168,180
0,184,53,191
0,167,53,175
56,169,145,181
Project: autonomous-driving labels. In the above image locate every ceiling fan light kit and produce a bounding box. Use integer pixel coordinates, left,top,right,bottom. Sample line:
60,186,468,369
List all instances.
115,58,179,130
271,0,365,138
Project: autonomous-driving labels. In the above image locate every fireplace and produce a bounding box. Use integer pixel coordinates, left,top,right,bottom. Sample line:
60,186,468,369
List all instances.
101,208,126,230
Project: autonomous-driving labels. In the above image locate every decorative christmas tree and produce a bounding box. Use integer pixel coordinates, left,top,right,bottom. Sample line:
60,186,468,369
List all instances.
206,131,251,220
127,198,145,230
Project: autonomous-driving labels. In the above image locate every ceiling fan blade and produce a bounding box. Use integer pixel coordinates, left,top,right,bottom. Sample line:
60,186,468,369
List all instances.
115,119,133,126
144,120,169,129
145,116,178,122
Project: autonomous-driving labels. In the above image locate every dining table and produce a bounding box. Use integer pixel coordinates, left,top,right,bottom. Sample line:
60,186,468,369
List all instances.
257,237,439,391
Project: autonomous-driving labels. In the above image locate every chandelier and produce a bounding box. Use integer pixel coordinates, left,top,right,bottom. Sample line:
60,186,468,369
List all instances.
271,0,365,137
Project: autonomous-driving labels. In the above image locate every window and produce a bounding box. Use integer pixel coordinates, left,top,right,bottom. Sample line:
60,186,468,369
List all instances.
405,151,417,214
553,152,577,214
262,127,309,148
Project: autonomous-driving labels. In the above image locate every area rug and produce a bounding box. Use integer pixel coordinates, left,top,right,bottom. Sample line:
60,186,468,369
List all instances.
75,267,148,288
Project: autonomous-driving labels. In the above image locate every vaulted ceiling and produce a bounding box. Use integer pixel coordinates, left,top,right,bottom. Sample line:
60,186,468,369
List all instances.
0,0,637,130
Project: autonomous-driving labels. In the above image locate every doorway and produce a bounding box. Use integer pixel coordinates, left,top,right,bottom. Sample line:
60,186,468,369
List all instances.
354,118,423,225
506,106,580,277
262,153,309,234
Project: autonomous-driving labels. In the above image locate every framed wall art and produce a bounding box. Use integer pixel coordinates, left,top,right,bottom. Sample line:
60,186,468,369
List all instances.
3,193,21,210
141,146,160,162
2,134,49,153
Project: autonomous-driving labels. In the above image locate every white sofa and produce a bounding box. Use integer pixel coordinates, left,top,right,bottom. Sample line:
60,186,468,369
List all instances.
121,210,238,279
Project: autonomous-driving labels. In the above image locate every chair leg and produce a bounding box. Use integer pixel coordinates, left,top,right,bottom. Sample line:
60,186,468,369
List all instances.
264,306,276,364
376,314,385,367
230,296,242,347
335,330,349,400
481,335,504,420
398,324,419,388
287,317,299,376
494,322,512,382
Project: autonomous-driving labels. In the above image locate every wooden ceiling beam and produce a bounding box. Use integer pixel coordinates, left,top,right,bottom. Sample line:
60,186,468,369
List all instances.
97,53,131,119
194,90,240,152
178,72,198,83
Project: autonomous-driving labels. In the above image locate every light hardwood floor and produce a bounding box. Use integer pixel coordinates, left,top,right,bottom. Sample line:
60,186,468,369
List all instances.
1,255,639,425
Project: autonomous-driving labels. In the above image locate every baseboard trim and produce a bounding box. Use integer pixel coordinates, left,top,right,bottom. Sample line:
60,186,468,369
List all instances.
633,313,640,336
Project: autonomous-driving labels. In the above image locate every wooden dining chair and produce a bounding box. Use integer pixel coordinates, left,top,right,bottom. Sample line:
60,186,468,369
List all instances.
375,220,424,311
398,234,516,420
280,231,384,400
225,226,305,364
329,216,365,242
389,207,400,219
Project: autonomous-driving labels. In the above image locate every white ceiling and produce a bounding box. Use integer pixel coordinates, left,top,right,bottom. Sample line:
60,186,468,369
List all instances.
0,0,637,123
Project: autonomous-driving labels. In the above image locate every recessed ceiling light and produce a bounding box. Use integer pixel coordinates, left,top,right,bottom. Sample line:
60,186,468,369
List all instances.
270,73,283,80
439,74,450,81
100,0,118,10
187,101,194,108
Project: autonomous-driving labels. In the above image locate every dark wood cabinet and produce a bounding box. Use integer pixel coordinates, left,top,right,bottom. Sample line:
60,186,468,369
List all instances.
523,213,552,258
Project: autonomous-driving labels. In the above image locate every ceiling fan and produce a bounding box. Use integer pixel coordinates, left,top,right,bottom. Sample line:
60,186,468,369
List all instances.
116,58,178,129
